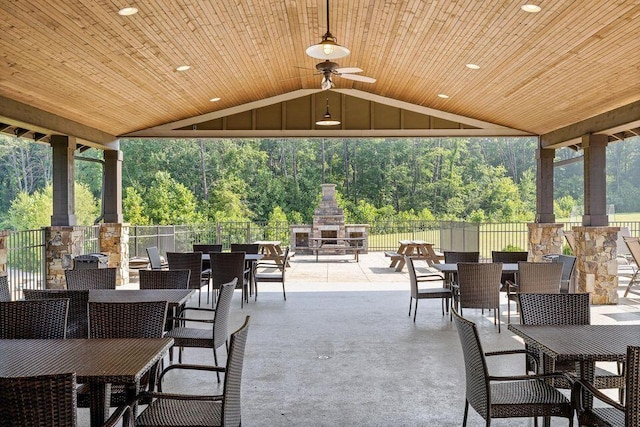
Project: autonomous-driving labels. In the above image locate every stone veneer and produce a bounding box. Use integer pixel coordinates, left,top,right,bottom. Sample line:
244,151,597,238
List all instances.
573,226,620,305
527,223,564,262
0,230,8,276
45,226,85,289
100,223,129,286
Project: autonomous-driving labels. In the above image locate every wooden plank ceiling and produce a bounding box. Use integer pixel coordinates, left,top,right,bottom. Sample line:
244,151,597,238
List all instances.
0,0,639,147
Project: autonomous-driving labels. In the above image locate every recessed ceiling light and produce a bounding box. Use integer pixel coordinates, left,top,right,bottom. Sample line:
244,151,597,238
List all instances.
521,4,542,13
466,63,481,70
438,94,449,99
118,7,138,16
176,65,191,72
210,97,221,102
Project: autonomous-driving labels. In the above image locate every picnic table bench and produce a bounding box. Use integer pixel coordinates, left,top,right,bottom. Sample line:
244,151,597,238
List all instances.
309,237,364,262
385,240,444,272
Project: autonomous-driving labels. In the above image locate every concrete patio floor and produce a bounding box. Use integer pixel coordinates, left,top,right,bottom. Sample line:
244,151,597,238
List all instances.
94,252,640,426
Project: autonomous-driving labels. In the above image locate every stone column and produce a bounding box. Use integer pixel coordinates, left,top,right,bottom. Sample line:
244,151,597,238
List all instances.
99,223,129,286
0,230,9,276
45,226,84,289
573,226,619,305
527,223,564,262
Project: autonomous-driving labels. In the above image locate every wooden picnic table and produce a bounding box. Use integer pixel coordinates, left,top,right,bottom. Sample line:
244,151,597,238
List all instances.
309,237,364,262
384,240,444,272
254,240,290,267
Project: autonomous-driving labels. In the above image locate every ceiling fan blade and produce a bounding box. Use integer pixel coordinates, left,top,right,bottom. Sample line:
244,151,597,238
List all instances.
335,67,363,74
339,74,376,83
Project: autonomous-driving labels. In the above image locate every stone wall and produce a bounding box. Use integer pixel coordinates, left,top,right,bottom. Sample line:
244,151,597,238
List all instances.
45,226,84,289
573,226,619,305
527,223,564,262
100,223,129,286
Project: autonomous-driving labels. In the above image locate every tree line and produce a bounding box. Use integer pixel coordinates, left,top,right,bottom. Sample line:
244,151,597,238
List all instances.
1,134,639,230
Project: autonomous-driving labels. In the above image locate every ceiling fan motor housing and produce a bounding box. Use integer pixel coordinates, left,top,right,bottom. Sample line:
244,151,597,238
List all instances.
316,60,339,73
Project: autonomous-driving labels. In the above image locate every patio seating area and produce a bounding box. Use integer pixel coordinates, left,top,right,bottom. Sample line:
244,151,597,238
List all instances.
72,251,640,426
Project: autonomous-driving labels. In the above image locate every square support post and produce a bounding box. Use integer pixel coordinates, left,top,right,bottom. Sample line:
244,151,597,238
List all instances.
536,144,555,223
582,134,608,226
50,135,76,226
103,148,123,224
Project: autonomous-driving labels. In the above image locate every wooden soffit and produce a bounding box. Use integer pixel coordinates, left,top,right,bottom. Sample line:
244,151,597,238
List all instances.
125,89,531,139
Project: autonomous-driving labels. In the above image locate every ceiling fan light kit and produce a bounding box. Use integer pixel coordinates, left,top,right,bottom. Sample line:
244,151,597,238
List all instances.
316,97,340,126
306,0,350,60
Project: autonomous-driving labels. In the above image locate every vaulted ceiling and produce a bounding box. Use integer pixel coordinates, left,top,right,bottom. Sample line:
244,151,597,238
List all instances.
1,1,639,149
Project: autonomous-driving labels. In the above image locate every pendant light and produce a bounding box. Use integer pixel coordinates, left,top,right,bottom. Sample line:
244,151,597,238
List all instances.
306,0,350,60
316,97,340,126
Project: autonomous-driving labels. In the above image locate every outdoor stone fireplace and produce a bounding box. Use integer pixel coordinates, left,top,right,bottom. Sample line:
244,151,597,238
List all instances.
290,184,369,255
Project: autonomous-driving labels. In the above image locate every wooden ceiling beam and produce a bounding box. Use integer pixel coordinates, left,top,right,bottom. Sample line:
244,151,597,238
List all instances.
0,95,118,148
541,100,640,149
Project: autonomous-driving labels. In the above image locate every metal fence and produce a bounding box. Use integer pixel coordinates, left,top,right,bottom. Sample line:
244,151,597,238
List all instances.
5,220,640,299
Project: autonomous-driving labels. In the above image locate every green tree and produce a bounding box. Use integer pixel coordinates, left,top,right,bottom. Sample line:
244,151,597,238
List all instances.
123,186,150,225
145,171,204,225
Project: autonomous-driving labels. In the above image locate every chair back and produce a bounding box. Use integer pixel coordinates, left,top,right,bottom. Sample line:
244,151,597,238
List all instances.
230,243,259,254
516,262,563,294
279,247,291,274
625,346,640,424
222,316,251,427
88,300,168,338
213,279,237,349
139,269,191,289
209,252,246,290
518,293,590,325
563,230,576,254
0,372,77,427
166,252,203,291
146,246,164,270
452,309,490,420
492,251,528,287
406,256,420,298
65,268,116,290
193,244,223,253
624,236,640,266
553,255,576,293
0,275,9,301
0,299,69,339
23,289,89,338
444,251,479,263
617,227,632,258
456,263,502,309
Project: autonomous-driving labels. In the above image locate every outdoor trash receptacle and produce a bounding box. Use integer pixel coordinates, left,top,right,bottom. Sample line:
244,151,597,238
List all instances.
74,253,108,269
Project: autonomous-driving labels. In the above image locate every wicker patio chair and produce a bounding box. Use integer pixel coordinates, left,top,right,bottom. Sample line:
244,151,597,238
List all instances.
623,236,640,297
139,269,191,290
454,262,503,332
0,275,10,301
230,243,259,254
80,300,169,408
136,316,250,427
553,254,577,293
444,251,480,263
0,372,132,427
405,255,450,321
146,246,168,270
573,345,640,427
505,261,562,323
492,250,528,292
518,293,625,398
193,244,223,253
23,289,89,338
452,308,573,426
0,299,68,339
65,267,116,290
209,252,249,308
167,251,209,306
254,246,290,301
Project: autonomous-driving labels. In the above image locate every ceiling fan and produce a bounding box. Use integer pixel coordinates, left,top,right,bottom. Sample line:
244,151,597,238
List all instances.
315,60,376,90
305,0,376,90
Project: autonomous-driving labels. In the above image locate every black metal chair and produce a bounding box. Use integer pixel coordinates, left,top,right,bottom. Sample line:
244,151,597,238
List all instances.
0,275,10,301
167,252,209,306
146,246,168,270
209,252,249,308
254,247,290,301
452,308,574,426
573,345,640,427
23,289,90,338
65,267,116,290
405,255,450,321
0,299,69,339
553,254,577,293
0,372,131,427
136,316,250,427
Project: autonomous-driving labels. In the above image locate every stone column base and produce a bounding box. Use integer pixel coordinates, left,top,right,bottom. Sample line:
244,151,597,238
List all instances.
45,226,84,289
527,223,564,262
573,226,619,305
100,223,130,286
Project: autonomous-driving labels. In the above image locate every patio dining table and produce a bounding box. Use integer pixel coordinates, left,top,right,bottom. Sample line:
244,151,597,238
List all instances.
508,324,640,423
0,337,173,427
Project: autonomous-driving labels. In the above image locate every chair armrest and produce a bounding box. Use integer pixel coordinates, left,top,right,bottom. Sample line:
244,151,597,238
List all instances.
179,307,216,313
167,316,214,324
416,273,445,282
571,378,626,413
102,404,133,427
489,371,573,383
485,348,540,371
138,391,223,402
157,363,226,391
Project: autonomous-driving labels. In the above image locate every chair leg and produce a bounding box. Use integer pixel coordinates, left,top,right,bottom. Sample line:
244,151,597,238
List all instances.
213,347,220,383
198,288,202,307
624,270,639,297
282,281,286,301
462,400,469,427
413,299,418,322
497,308,501,333
409,298,413,317
441,297,444,316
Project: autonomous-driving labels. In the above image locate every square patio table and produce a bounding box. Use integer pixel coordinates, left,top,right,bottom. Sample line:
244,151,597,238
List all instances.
0,337,173,427
508,324,640,413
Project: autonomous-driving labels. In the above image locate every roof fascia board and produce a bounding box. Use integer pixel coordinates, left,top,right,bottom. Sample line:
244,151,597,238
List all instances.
0,95,118,148
541,100,640,149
